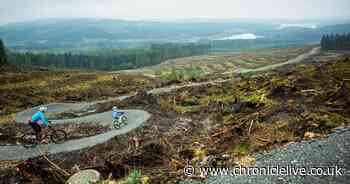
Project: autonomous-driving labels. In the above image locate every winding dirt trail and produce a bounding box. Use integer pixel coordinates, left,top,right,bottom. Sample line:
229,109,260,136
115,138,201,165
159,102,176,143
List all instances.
1,95,152,160
223,47,321,75
0,110,150,160
0,47,320,161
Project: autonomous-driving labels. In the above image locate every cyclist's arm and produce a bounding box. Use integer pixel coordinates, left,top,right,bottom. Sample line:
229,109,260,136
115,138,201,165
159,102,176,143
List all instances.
112,111,118,119
31,112,40,122
40,113,49,127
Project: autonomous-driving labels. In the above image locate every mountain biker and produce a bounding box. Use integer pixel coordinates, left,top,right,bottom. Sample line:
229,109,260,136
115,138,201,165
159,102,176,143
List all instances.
29,106,49,141
112,106,122,121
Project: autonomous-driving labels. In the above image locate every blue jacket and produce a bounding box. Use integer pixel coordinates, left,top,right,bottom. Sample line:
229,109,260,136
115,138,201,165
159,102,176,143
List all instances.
31,111,49,127
112,110,123,119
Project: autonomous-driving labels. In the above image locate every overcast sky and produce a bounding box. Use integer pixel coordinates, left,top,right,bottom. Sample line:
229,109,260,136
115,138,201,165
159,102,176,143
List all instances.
1,0,350,24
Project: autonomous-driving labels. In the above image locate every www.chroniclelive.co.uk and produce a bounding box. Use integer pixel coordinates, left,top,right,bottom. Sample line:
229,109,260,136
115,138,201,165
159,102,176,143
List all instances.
183,165,343,177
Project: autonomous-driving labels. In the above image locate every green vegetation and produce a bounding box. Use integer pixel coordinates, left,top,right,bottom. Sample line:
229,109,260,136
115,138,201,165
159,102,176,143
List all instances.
321,33,350,50
307,112,350,129
241,89,274,107
156,67,205,82
124,170,142,184
231,144,250,157
9,43,210,71
0,39,7,67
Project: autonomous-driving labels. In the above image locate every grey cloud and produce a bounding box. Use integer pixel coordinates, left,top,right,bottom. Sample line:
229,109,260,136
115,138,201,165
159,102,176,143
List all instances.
0,0,349,24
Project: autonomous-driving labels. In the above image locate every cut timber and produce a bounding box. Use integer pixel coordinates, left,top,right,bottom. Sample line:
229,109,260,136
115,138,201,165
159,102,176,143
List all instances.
301,89,317,93
248,120,255,135
38,148,70,176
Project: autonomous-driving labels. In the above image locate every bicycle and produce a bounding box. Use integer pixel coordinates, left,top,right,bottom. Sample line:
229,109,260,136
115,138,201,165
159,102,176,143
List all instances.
21,121,67,148
112,112,128,129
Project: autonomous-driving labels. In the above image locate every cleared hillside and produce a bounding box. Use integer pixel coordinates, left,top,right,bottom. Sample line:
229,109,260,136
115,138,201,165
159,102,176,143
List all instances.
122,45,315,80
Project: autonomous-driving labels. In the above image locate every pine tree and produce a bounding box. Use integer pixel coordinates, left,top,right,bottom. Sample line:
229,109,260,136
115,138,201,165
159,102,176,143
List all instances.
321,33,350,51
0,39,8,67
321,35,325,50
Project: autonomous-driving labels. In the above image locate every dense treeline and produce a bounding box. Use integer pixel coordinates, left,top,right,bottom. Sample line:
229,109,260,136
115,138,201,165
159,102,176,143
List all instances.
0,39,7,67
9,43,210,70
321,33,350,50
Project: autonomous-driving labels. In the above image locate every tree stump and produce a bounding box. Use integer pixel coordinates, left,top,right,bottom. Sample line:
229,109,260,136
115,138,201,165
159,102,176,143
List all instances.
67,169,101,184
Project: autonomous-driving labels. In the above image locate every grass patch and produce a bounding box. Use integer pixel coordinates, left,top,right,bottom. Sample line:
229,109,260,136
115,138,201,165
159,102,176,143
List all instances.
0,114,15,124
231,144,250,157
307,112,350,130
174,105,202,114
241,89,274,107
155,67,205,82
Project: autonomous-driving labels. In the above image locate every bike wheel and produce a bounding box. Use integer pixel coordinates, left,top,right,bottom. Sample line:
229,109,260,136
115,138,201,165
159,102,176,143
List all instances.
121,116,128,125
121,116,127,122
21,132,38,148
50,130,67,144
113,119,121,129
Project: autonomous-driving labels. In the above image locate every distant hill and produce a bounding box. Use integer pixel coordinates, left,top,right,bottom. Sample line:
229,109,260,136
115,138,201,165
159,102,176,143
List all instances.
0,19,273,49
263,24,350,42
0,18,349,51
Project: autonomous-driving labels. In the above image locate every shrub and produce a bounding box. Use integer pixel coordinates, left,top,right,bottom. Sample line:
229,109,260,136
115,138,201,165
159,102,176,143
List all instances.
124,170,142,184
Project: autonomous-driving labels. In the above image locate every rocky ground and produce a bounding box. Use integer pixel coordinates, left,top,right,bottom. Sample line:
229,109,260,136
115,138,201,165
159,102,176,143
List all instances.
182,126,350,184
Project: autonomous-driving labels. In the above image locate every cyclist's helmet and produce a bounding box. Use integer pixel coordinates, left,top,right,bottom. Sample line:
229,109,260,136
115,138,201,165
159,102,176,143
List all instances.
112,106,118,111
39,106,48,112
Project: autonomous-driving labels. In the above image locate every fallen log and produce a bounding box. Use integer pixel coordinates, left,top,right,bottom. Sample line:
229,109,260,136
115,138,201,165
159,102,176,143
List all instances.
38,148,70,176
301,89,317,93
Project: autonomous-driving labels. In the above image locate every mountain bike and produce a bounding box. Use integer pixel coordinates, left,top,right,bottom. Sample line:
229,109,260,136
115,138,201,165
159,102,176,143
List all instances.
21,121,67,148
112,112,128,129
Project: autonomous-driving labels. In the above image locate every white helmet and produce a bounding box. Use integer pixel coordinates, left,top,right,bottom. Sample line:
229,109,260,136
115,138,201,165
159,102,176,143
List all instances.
39,106,47,112
112,106,118,111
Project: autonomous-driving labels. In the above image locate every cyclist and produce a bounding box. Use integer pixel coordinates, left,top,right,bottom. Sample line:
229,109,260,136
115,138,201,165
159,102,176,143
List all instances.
112,106,122,122
29,106,49,141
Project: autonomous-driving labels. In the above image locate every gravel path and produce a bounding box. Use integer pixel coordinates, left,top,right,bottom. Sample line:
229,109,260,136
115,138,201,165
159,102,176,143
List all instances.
182,128,350,184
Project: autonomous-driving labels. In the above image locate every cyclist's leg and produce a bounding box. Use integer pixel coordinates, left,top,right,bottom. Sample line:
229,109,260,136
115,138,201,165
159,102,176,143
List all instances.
30,123,42,141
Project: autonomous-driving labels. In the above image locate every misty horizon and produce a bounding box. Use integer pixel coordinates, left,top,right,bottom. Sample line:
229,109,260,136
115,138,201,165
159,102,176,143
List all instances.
1,0,350,24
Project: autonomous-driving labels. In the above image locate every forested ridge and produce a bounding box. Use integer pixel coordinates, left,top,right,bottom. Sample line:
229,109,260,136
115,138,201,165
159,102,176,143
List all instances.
0,39,7,67
8,43,210,71
321,33,350,50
